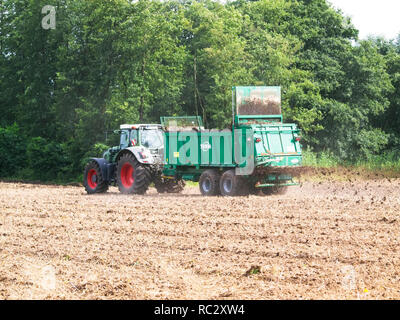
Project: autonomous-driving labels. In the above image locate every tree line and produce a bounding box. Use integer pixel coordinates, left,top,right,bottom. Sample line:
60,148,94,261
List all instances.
0,0,399,182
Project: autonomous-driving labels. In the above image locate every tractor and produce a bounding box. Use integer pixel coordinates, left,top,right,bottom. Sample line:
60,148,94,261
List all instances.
83,124,185,194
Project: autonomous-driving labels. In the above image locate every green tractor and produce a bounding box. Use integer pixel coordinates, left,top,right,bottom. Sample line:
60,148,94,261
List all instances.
83,124,185,195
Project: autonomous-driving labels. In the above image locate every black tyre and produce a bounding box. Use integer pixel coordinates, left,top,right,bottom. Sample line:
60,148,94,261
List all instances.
155,178,186,193
261,186,288,195
219,169,248,196
117,153,151,194
199,169,221,196
83,160,109,194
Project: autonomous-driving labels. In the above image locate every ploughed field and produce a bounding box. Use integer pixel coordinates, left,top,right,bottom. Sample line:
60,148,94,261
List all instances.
1,176,400,299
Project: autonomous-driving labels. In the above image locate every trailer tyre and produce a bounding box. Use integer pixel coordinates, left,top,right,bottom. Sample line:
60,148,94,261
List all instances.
199,170,221,196
117,153,151,195
219,169,247,196
83,160,109,194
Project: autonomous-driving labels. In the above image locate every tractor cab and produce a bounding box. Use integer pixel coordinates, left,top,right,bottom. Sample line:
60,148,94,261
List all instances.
101,123,164,168
118,124,163,149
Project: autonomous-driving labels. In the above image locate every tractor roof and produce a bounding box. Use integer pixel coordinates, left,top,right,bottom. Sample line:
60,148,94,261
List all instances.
120,124,162,130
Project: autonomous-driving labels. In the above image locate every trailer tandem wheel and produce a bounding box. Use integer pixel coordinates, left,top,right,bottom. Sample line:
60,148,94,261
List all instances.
199,169,221,196
219,169,248,197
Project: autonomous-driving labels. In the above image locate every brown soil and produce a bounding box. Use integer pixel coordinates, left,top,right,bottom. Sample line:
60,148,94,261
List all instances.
297,166,400,181
1,178,400,300
238,98,281,115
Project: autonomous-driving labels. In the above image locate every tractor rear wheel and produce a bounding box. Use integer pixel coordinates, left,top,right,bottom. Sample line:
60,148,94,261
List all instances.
155,178,186,193
117,153,151,194
83,160,109,194
219,169,248,196
199,169,221,196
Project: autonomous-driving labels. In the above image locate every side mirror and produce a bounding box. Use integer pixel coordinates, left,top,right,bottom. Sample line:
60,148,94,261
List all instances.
114,129,122,134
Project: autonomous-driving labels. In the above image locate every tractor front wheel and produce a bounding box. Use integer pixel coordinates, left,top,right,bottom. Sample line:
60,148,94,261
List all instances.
83,160,109,194
117,153,151,194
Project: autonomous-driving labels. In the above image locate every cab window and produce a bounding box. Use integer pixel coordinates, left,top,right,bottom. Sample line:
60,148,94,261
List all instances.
140,129,163,149
120,130,129,148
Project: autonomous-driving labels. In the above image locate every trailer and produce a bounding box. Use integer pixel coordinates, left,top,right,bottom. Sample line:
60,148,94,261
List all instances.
161,86,302,196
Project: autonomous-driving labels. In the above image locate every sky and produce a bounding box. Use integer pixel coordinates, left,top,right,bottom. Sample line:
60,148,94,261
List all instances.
328,0,400,40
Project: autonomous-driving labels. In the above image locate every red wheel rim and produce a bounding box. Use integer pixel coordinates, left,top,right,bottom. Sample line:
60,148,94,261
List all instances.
121,163,134,188
87,169,98,189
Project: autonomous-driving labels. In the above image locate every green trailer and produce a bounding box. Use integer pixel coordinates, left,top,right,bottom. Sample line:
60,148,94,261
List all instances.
161,86,302,196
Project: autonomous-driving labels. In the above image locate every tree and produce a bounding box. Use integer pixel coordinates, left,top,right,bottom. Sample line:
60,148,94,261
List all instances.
1,0,400,182
111,0,187,125
181,0,252,128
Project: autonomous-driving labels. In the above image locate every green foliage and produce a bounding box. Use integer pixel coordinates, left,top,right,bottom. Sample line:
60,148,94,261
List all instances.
357,150,400,171
303,148,400,171
302,147,339,168
26,137,70,181
80,142,110,169
1,0,400,182
181,0,252,127
354,129,389,160
0,124,27,177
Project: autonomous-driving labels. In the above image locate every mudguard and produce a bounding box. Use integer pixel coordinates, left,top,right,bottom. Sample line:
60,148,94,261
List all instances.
116,147,156,165
91,158,116,183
